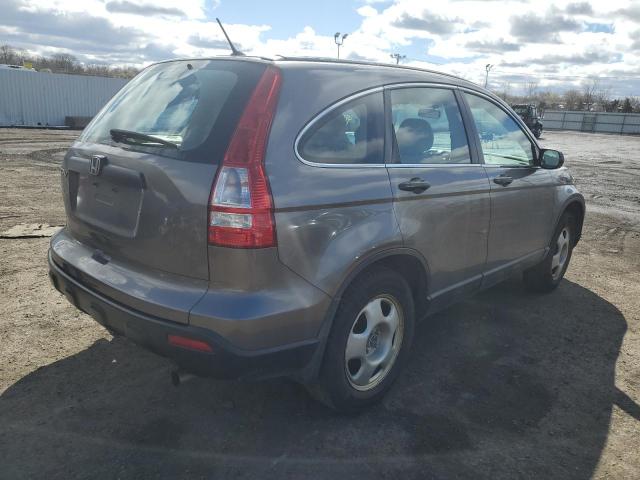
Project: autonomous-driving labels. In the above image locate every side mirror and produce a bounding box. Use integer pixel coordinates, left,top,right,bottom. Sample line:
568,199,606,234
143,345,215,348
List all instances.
540,149,564,169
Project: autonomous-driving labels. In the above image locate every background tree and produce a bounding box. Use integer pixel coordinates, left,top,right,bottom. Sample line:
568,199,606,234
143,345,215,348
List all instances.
0,44,139,79
581,78,601,111
495,82,512,103
594,83,612,111
606,99,620,112
564,89,582,110
0,44,16,64
50,53,77,73
524,81,539,102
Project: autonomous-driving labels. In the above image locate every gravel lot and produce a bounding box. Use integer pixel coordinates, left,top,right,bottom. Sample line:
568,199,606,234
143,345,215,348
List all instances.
0,129,638,479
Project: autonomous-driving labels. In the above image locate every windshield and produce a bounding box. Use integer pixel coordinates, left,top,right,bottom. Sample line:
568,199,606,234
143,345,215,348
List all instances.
80,60,266,161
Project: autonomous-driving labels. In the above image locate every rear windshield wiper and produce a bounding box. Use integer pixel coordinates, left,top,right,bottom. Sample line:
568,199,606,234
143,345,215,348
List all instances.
110,129,179,149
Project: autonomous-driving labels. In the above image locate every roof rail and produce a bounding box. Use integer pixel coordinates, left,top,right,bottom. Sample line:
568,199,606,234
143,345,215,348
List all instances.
273,56,471,84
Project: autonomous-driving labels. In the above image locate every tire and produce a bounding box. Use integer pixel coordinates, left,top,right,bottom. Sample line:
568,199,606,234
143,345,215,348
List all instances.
523,212,575,293
533,127,542,139
310,267,415,412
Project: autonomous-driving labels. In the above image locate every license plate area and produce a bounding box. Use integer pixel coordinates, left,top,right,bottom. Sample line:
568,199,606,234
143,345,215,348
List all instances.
68,157,145,238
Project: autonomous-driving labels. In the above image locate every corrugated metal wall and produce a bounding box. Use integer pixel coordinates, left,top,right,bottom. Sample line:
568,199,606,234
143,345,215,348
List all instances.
544,110,640,135
0,70,127,127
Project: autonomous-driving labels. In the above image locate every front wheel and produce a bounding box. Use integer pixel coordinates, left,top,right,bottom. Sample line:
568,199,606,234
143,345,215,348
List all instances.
533,127,542,138
523,212,575,293
310,268,415,412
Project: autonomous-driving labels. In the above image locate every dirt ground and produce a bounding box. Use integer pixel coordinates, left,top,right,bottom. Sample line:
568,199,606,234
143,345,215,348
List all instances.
0,129,638,479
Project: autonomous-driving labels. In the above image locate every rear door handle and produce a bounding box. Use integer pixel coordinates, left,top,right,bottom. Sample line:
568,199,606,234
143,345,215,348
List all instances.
398,178,431,194
493,175,514,187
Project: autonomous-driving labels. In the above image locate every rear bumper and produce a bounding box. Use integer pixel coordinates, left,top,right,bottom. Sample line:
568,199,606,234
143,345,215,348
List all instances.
48,250,319,380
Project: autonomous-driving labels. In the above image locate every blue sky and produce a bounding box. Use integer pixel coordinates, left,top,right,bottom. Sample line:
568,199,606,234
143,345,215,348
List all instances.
210,0,364,39
208,1,467,64
2,0,640,96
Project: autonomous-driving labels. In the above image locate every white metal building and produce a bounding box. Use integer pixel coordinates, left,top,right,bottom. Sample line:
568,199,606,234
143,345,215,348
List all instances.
0,68,127,127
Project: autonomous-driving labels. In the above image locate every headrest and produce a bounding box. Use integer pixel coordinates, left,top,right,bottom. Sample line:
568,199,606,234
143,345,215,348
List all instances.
397,118,434,161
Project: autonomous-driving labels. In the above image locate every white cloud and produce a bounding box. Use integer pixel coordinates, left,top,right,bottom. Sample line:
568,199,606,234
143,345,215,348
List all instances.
2,0,639,95
357,5,378,17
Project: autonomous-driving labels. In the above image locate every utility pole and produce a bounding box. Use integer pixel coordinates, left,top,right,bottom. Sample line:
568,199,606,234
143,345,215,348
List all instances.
334,32,348,59
390,53,406,65
484,64,493,88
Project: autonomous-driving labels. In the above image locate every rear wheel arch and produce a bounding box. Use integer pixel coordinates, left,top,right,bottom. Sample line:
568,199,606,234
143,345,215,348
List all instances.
311,262,420,410
333,249,430,328
373,254,429,321
298,249,430,383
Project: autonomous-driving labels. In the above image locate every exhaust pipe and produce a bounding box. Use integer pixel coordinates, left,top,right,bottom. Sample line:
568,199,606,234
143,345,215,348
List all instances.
171,369,195,386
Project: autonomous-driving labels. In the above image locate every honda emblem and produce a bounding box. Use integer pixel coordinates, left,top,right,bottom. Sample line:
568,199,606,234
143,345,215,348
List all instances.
89,155,105,176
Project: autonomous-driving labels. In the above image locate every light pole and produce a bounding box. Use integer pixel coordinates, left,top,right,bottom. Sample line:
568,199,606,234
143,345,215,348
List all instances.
484,64,493,88
334,32,348,59
390,53,406,65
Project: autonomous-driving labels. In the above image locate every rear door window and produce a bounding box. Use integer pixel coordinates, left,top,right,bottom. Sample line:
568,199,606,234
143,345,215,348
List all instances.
297,92,384,165
80,60,267,163
389,87,471,164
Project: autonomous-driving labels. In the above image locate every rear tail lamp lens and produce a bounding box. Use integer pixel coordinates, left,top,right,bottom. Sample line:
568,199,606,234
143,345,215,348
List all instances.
208,66,281,248
211,166,250,208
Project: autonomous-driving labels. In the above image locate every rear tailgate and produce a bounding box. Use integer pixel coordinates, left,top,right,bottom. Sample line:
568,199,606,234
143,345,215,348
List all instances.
56,59,268,321
63,141,216,280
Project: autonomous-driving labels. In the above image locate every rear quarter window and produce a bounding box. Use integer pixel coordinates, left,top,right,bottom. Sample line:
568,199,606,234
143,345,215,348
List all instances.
297,91,384,165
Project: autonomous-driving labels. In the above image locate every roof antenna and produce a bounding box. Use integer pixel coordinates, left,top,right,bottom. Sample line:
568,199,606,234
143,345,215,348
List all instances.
216,18,244,56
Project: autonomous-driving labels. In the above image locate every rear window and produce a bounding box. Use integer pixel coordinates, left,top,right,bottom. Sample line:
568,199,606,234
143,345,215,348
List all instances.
80,60,267,163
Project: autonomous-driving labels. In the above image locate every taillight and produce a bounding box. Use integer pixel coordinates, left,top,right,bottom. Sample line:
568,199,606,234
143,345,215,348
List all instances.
208,66,281,248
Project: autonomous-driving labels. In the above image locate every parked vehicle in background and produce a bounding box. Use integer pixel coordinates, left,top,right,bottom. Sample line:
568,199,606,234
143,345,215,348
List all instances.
512,103,543,138
0,64,36,72
48,57,584,412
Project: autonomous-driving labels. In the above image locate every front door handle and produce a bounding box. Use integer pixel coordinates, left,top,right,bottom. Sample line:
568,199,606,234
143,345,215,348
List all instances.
398,177,431,194
493,175,514,187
